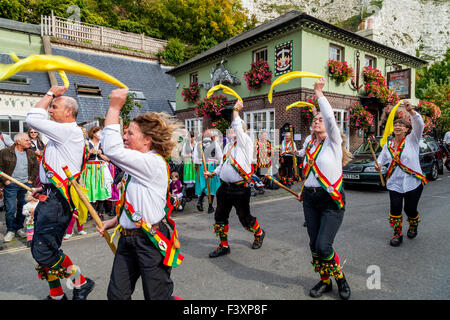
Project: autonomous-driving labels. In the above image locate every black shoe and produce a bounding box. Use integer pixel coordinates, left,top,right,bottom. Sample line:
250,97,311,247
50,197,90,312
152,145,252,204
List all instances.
72,278,95,300
208,205,214,214
407,227,418,239
309,280,332,298
196,201,203,211
252,229,265,249
336,276,351,300
44,294,68,300
209,245,230,258
390,234,403,247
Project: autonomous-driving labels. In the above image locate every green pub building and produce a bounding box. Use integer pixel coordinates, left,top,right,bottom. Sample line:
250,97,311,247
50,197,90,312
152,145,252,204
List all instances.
167,11,427,151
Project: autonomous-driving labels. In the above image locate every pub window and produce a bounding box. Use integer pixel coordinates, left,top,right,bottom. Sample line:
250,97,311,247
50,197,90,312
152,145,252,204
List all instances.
329,44,344,61
75,84,102,96
253,47,268,62
365,55,377,68
190,72,199,84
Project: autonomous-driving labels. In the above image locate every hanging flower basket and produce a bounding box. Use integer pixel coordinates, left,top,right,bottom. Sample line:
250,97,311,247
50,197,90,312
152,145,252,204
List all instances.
211,118,231,134
301,97,320,125
194,94,228,119
327,59,354,84
181,81,200,103
417,100,441,134
244,60,272,90
362,66,399,106
347,102,374,132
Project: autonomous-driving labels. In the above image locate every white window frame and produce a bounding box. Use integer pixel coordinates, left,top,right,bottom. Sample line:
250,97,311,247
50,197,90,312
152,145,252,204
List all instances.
0,116,27,140
333,109,350,149
185,118,203,135
243,109,276,144
253,47,268,62
330,44,344,62
364,55,377,68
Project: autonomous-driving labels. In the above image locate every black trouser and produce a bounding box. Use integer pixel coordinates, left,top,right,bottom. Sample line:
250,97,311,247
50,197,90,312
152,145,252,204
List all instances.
302,187,345,259
389,184,423,217
214,181,256,228
107,223,174,300
31,185,73,267
280,155,294,181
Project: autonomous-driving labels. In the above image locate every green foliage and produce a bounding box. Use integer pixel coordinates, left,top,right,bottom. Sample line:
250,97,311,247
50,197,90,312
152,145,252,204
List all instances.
1,0,255,65
0,0,27,21
416,48,450,133
157,38,185,66
107,92,143,126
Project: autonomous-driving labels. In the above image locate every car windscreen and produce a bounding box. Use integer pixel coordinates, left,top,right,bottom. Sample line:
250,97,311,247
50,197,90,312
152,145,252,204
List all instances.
353,140,383,155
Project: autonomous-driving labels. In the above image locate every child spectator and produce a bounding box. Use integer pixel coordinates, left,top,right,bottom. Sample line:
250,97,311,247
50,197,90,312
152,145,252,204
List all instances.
170,172,184,211
22,191,39,247
64,211,87,240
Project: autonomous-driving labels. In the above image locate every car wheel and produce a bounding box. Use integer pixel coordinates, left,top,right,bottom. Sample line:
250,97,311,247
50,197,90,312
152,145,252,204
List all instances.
427,162,439,181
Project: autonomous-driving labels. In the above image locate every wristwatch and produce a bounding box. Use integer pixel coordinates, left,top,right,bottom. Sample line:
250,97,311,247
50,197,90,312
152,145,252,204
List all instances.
46,91,55,98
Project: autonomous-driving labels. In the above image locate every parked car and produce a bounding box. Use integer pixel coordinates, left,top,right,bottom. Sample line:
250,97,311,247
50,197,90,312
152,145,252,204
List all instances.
343,135,444,187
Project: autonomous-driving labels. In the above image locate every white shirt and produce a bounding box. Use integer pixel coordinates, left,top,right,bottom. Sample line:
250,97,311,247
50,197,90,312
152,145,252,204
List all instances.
193,138,222,165
214,116,253,183
377,112,424,193
101,124,167,228
26,108,84,184
304,97,343,188
444,131,450,144
281,138,298,156
0,133,14,150
181,141,196,159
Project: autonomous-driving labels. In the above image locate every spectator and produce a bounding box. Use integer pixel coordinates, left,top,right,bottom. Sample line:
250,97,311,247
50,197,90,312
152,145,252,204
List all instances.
79,126,113,220
0,133,39,242
444,130,450,145
64,210,87,240
170,171,184,211
27,128,45,159
0,131,14,150
22,191,39,247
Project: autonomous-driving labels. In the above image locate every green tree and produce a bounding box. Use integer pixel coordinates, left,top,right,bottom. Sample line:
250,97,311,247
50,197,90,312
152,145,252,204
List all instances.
416,48,450,133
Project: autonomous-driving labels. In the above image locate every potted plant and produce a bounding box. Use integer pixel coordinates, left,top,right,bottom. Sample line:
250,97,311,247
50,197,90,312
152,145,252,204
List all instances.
327,59,354,84
347,102,374,132
194,94,228,119
181,81,200,103
244,60,272,90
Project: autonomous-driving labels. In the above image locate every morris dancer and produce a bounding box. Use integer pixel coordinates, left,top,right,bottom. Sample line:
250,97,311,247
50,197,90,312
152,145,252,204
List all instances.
181,132,196,201
279,132,298,186
296,79,352,300
26,86,94,300
375,100,426,247
204,100,265,258
98,88,183,300
193,130,222,213
255,131,272,176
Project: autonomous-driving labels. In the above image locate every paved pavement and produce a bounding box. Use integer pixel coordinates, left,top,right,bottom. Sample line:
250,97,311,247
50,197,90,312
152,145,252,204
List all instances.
0,173,449,301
